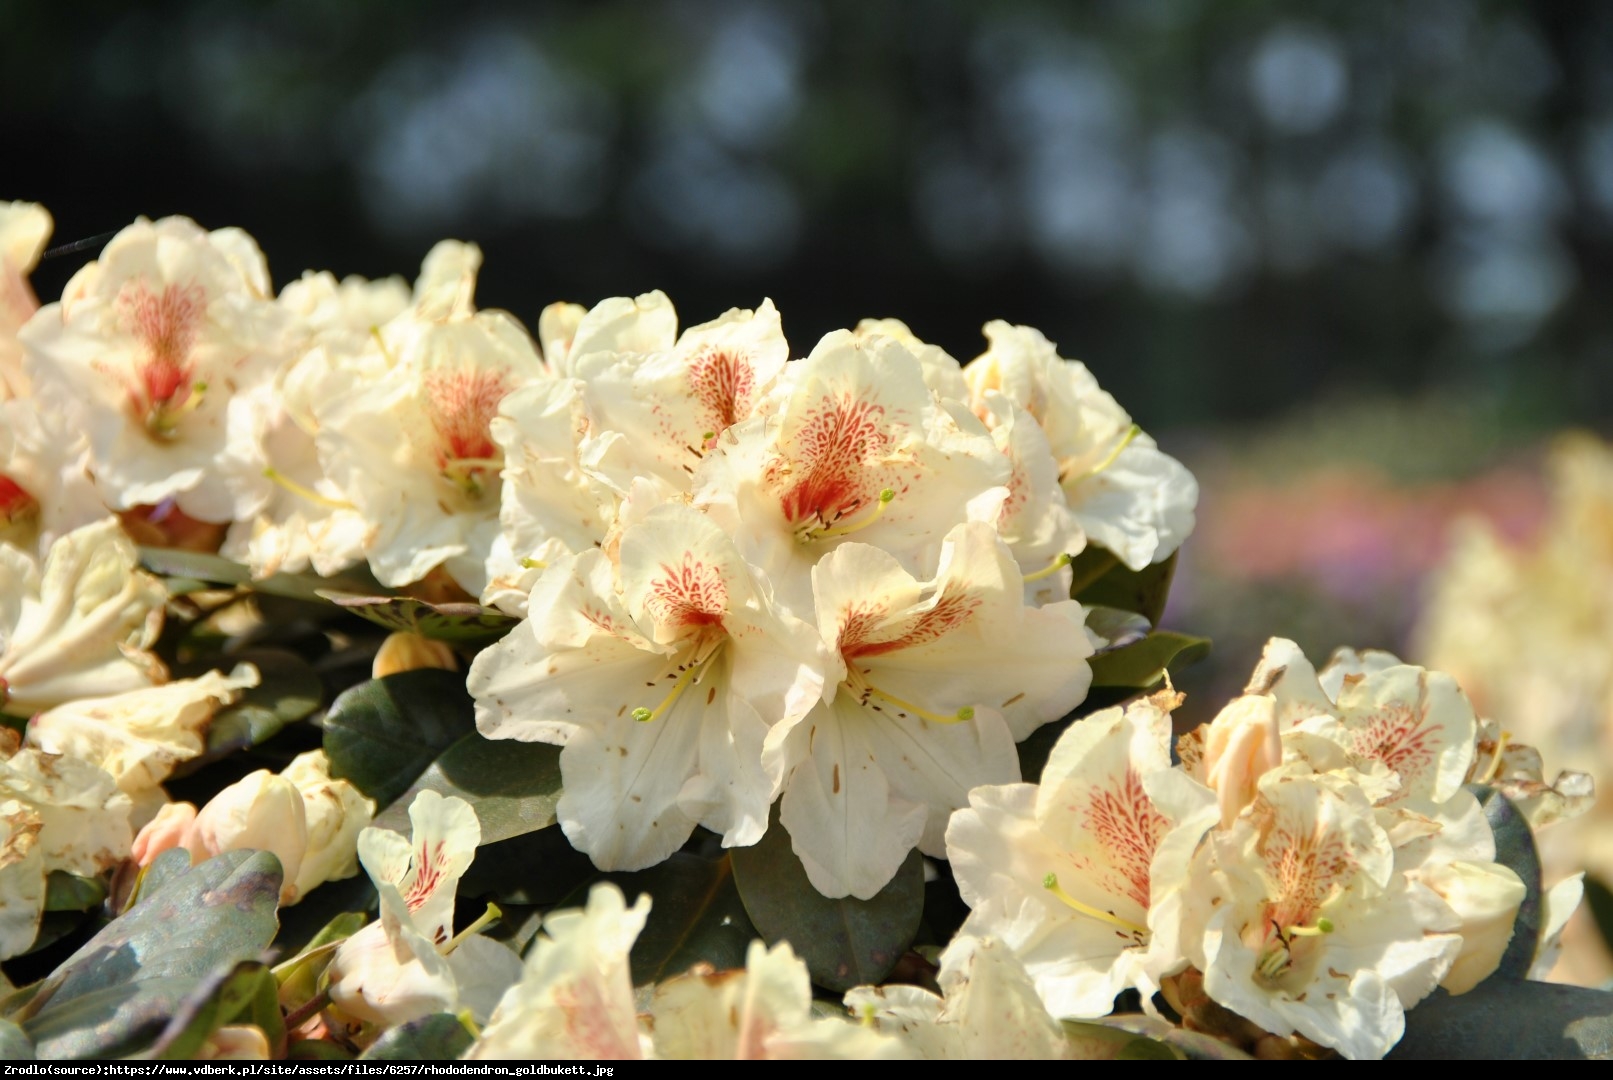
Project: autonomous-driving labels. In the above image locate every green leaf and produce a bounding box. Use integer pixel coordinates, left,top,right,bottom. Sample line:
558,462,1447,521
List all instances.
1469,784,1542,979
24,851,282,1024
0,1018,33,1060
173,649,324,774
1584,875,1613,955
1069,549,1178,627
288,1037,355,1059
458,825,598,907
1088,630,1211,689
1392,978,1613,1059
143,961,270,1060
139,548,379,605
1084,605,1152,651
572,853,759,985
371,733,562,846
24,978,199,1060
272,875,376,958
730,811,923,993
317,591,518,646
323,671,477,806
273,911,367,1010
359,1013,475,1060
43,872,106,913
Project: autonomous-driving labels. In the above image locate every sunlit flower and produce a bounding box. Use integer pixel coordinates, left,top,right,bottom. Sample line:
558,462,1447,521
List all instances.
0,518,166,716
0,397,105,555
279,749,375,902
773,521,1093,899
468,883,652,1060
0,201,52,400
965,321,1197,572
695,329,1011,616
652,940,907,1059
183,768,309,903
27,664,258,796
945,693,1217,1018
537,301,587,374
20,217,291,522
327,791,519,1028
852,318,969,402
846,934,1078,1059
470,503,826,870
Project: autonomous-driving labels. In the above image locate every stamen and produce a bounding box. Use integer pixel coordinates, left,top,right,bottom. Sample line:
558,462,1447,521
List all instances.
1286,917,1335,938
264,467,355,511
1064,424,1142,486
370,326,397,366
631,637,726,723
1022,552,1072,584
1480,730,1511,785
148,381,208,437
442,902,503,955
1041,873,1148,935
440,457,502,496
519,557,548,570
862,683,974,725
810,488,896,541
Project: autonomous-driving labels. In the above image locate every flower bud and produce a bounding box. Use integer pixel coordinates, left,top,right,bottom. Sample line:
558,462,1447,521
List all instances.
185,770,307,903
280,750,374,903
372,632,457,679
1201,694,1282,829
130,801,197,866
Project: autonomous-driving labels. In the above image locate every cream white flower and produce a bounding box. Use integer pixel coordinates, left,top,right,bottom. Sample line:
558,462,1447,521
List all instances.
20,217,290,522
695,329,1011,616
0,201,51,400
846,934,1076,1059
1186,766,1463,1060
278,270,411,357
852,318,969,402
652,940,907,1060
945,693,1217,1019
279,749,375,902
0,518,166,716
773,521,1093,899
965,321,1196,572
316,308,546,592
469,883,651,1059
0,798,44,959
470,503,827,870
183,768,309,902
0,398,105,555
327,791,519,1027
537,301,587,373
556,290,679,377
27,664,258,795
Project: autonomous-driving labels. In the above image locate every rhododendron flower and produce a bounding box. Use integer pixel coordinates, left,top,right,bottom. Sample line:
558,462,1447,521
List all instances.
27,664,258,796
965,321,1196,572
0,518,166,716
469,883,652,1060
470,503,827,870
536,301,586,373
183,768,309,903
20,216,291,522
695,329,1011,616
0,201,51,400
316,308,546,592
327,791,520,1027
1185,766,1464,1060
0,744,132,958
772,522,1093,899
846,934,1077,1059
651,940,907,1059
852,318,969,402
0,399,105,555
945,694,1217,1018
278,749,374,901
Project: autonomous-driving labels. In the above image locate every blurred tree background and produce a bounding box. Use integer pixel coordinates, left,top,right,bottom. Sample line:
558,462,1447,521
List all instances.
7,0,1613,690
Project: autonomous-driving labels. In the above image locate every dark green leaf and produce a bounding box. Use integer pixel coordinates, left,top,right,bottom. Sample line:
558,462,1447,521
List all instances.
359,1013,475,1060
130,849,192,907
1585,876,1613,955
1069,550,1178,627
0,1018,32,1060
323,671,477,805
288,1038,355,1059
25,977,199,1060
317,591,518,646
1469,784,1542,979
24,851,282,1023
273,910,367,1010
584,854,759,985
43,873,105,913
144,961,269,1060
1392,978,1613,1059
1084,606,1152,651
730,811,923,993
458,826,597,907
172,649,324,774
139,548,380,605
371,733,562,846
272,875,377,958
1088,630,1211,689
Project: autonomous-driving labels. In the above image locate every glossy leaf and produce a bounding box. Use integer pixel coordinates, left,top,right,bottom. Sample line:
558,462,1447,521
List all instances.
43,872,105,913
360,1012,475,1060
1088,630,1211,689
317,590,518,646
272,875,376,958
1584,875,1613,955
730,812,923,993
323,670,477,806
273,910,367,1010
458,825,597,907
174,648,324,773
25,977,199,1060
370,733,562,846
1392,978,1613,1059
144,961,270,1060
1069,549,1178,627
1084,605,1152,652
139,548,378,605
1469,784,1543,978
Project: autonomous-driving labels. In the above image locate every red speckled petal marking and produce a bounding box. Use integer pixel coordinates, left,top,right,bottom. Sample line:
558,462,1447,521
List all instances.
424,369,512,468
402,839,447,912
1081,767,1168,910
839,588,982,661
114,280,206,411
687,346,755,438
645,554,728,631
775,393,890,527
1349,703,1440,795
1261,819,1352,934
